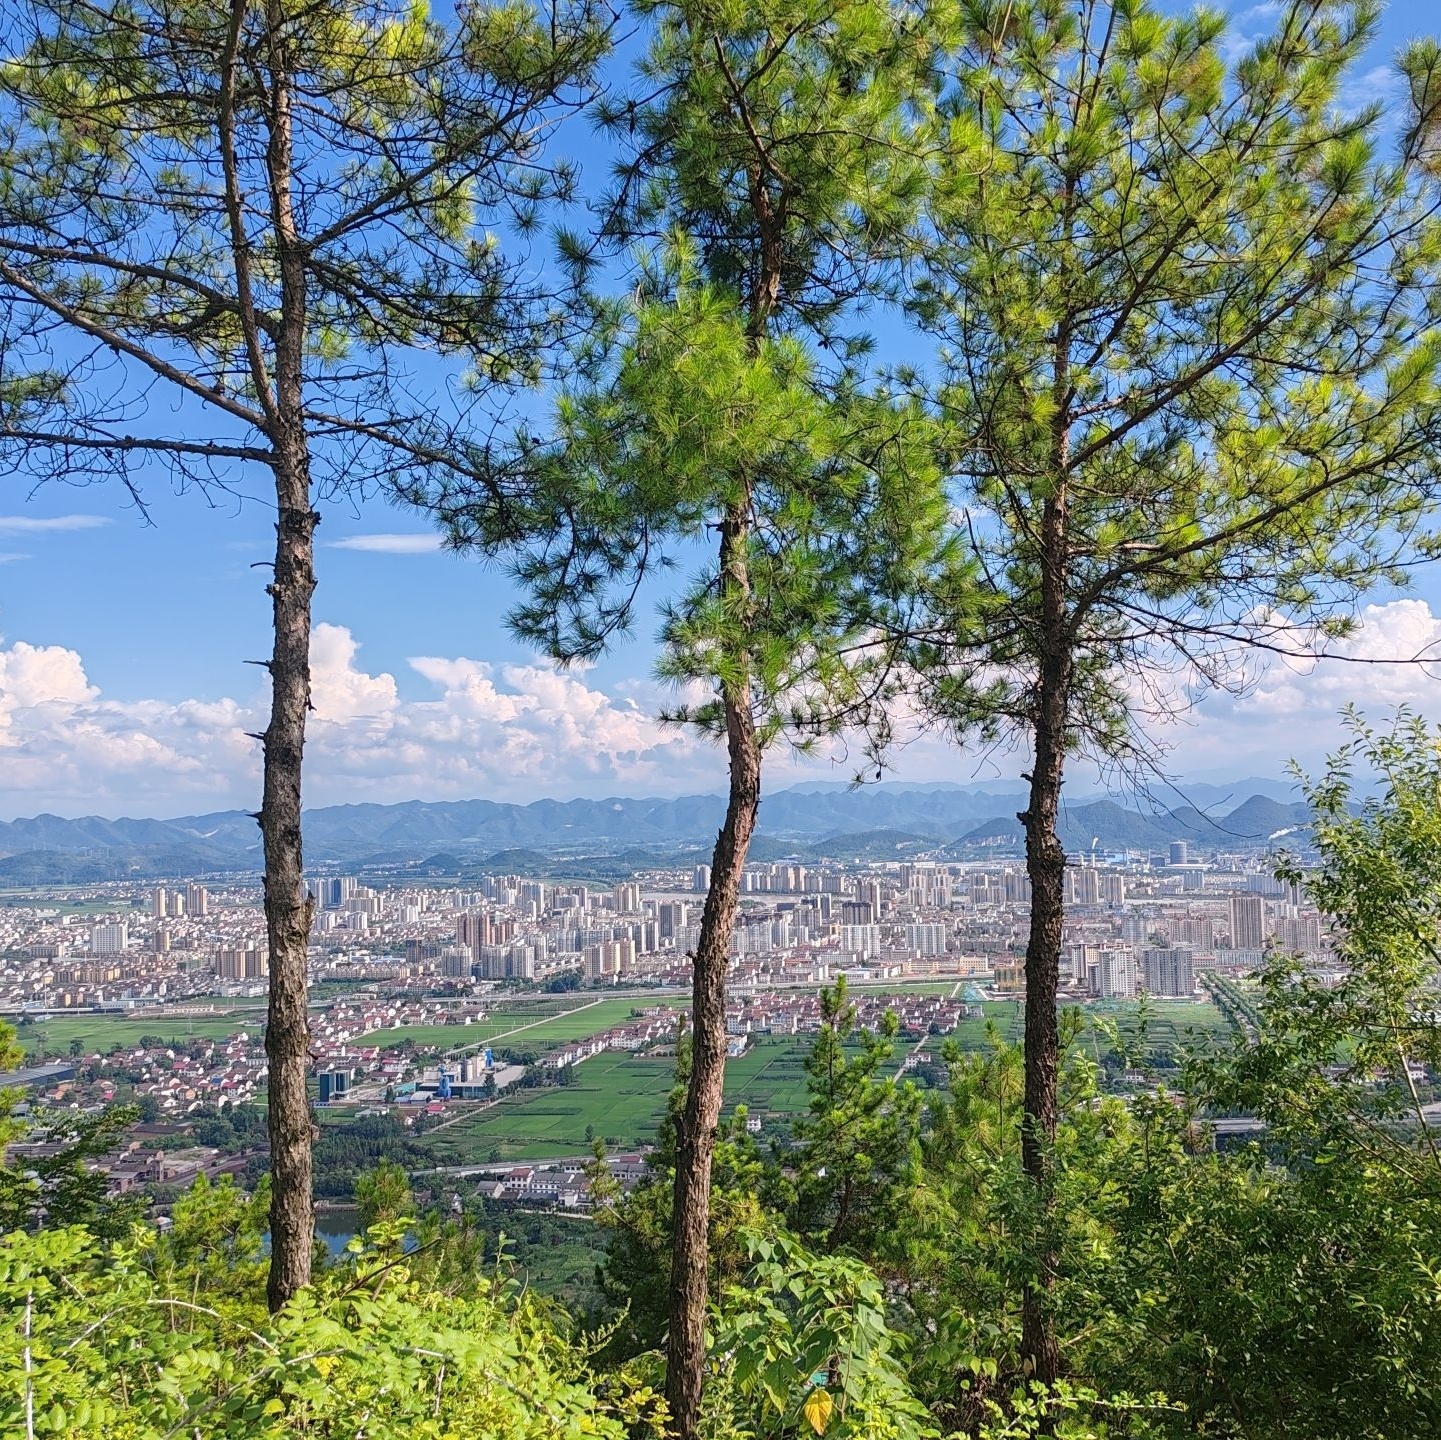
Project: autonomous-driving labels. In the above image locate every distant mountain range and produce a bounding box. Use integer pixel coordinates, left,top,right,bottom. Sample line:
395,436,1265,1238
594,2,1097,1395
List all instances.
0,777,1310,883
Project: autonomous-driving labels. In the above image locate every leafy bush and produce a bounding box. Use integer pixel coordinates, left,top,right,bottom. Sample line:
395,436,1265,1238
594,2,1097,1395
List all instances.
0,1219,666,1439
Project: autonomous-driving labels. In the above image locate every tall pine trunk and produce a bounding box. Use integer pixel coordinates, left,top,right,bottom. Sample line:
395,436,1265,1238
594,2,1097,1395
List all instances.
665,502,760,1440
1017,490,1071,1387
260,469,317,1312
260,15,316,1313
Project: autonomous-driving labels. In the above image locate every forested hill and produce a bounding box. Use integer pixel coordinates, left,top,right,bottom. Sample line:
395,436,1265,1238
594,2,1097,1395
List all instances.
0,779,1306,880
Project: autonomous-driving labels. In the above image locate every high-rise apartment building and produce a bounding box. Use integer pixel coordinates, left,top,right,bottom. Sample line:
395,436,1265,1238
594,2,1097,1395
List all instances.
439,947,473,978
215,945,268,980
318,876,357,909
1096,946,1138,999
658,901,689,942
839,924,880,958
1230,894,1267,950
151,887,188,917
1067,867,1101,905
1140,945,1195,997
587,937,636,980
1274,914,1323,953
856,878,883,915
1174,916,1215,949
456,910,493,958
905,922,950,957
90,923,128,954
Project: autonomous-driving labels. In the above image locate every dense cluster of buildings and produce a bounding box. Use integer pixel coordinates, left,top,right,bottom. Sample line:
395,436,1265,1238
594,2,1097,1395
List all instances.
0,843,1338,1020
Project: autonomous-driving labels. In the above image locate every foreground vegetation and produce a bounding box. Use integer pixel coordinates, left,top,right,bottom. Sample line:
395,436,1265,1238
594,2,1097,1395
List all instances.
4,715,1441,1438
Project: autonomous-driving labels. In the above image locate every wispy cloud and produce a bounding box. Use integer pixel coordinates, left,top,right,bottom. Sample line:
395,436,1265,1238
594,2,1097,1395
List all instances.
0,552,30,564
327,533,445,555
0,514,111,535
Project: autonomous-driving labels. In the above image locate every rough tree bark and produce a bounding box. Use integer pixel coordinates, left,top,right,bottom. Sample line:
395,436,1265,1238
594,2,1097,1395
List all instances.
1017,481,1072,1387
1017,657,1069,1383
258,7,316,1313
1014,249,1079,1389
665,499,761,1439
665,158,781,1438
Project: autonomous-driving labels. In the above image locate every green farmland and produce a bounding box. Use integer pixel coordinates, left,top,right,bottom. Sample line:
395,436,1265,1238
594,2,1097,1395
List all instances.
416,1038,839,1164
418,1051,678,1161
944,997,1234,1055
721,1037,814,1115
359,989,1237,1166
15,1011,260,1060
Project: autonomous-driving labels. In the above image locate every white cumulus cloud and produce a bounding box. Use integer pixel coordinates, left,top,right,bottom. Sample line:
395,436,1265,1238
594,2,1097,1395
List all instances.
1122,600,1441,780
3,601,1439,818
0,623,724,816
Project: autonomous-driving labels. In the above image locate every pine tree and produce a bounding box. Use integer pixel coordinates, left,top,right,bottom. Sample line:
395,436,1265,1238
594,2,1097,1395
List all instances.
0,0,607,1309
422,4,954,1429
910,0,1441,1380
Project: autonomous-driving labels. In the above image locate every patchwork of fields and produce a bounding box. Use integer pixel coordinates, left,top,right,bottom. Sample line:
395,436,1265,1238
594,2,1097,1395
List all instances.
15,983,1237,1166
407,994,1236,1164
351,996,687,1051
419,1051,678,1161
415,1037,823,1163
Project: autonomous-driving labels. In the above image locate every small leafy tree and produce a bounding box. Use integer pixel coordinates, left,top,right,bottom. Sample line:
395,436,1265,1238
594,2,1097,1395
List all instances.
354,1156,414,1233
1205,708,1441,1169
1063,718,1441,1437
587,1034,771,1361
1,1220,669,1438
787,978,923,1256
713,1230,935,1440
0,1018,141,1236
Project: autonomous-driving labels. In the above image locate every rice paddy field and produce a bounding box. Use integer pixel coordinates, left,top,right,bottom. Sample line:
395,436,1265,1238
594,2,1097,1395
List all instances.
944,997,1236,1054
16,981,1239,1173
14,984,1234,1073
417,1051,679,1161
416,1036,895,1164
722,1037,815,1115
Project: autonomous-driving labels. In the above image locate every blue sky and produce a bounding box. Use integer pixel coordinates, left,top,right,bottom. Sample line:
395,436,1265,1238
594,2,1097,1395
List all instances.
2,0,1440,819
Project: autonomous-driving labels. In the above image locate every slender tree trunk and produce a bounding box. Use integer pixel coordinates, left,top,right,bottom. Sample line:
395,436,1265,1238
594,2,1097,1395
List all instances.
261,467,317,1312
260,11,316,1313
1017,492,1072,1388
665,504,761,1440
